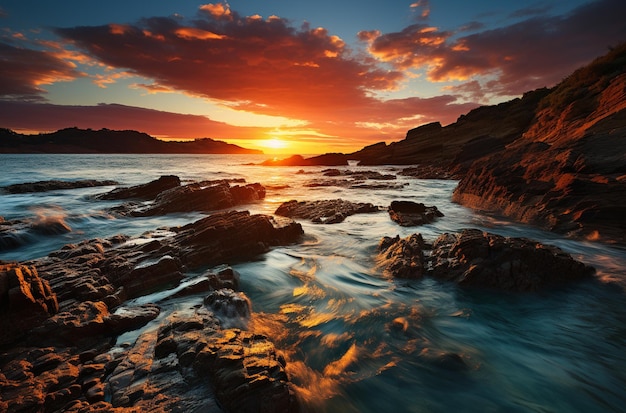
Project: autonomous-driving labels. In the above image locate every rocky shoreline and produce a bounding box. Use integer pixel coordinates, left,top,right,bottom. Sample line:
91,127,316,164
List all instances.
259,45,626,246
0,174,600,412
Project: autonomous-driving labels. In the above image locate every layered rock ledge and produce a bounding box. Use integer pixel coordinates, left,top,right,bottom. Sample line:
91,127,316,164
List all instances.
378,229,595,291
96,175,265,217
0,210,303,412
275,199,380,224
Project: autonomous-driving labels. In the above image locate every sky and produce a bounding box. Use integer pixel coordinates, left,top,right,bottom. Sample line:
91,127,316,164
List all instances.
0,0,625,154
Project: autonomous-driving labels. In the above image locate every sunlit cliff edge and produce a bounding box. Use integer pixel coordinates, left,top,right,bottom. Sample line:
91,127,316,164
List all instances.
268,44,626,244
0,127,263,155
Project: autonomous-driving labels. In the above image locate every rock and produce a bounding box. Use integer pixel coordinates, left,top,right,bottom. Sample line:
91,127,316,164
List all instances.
105,304,161,335
399,165,457,180
204,289,251,327
429,229,595,290
108,307,298,412
0,209,303,412
0,264,59,345
121,255,183,298
116,181,265,216
377,234,427,279
173,210,303,268
97,175,181,200
1,179,118,194
377,229,595,291
388,200,444,226
275,199,380,224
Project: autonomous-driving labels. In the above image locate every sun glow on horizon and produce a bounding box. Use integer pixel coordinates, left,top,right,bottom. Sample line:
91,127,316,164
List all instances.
262,138,288,150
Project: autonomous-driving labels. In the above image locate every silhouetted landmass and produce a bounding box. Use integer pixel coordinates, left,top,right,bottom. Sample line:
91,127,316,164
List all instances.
0,127,262,154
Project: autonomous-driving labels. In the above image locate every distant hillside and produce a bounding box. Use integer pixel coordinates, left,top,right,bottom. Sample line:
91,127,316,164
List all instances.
0,127,262,154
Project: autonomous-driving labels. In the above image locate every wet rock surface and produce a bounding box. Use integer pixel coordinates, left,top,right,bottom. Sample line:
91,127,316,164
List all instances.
0,264,59,345
0,207,303,412
388,200,444,226
96,175,181,200
378,229,595,290
1,179,119,194
99,176,266,217
275,199,381,224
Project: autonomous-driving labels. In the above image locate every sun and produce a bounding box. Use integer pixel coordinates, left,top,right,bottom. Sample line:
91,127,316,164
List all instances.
262,138,288,150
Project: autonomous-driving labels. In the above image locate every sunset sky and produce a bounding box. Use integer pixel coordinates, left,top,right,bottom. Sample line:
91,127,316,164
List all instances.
1,0,624,154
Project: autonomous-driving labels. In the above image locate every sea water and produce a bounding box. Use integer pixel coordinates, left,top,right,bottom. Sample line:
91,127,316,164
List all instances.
1,153,625,412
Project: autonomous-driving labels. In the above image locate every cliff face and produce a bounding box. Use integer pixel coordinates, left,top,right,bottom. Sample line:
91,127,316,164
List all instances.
453,45,626,244
352,88,549,169
0,128,262,154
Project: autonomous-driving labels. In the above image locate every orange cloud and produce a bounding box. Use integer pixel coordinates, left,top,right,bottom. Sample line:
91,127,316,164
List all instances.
0,41,84,99
174,27,226,40
53,7,409,126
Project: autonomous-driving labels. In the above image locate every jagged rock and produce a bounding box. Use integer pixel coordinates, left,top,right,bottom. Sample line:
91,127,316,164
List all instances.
0,264,59,345
96,175,181,200
453,46,626,244
377,234,427,279
0,210,303,412
377,229,595,290
130,181,265,216
28,300,160,346
204,289,251,327
275,199,380,224
172,210,303,268
399,165,457,179
1,179,118,194
120,255,183,298
388,200,444,226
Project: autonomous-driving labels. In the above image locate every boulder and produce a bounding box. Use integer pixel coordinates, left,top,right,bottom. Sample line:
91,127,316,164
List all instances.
275,199,380,224
377,229,595,291
115,181,266,216
429,229,595,290
388,200,444,226
96,175,181,200
377,234,427,279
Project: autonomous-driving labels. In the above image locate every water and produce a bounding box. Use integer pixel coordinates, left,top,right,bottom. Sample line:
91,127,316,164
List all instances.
1,154,625,412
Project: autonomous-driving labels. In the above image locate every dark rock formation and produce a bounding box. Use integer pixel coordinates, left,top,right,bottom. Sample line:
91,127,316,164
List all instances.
377,234,427,279
0,210,303,412
101,178,266,217
453,45,626,244
377,229,595,291
1,179,118,194
398,165,457,180
388,200,444,226
275,199,381,224
0,127,262,154
0,263,59,345
96,175,181,200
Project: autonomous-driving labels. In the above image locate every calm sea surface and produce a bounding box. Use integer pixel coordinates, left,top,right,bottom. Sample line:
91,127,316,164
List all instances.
1,154,625,412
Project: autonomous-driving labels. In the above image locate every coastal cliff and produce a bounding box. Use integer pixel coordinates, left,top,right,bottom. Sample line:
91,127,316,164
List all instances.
453,44,626,244
0,127,262,154
267,44,626,244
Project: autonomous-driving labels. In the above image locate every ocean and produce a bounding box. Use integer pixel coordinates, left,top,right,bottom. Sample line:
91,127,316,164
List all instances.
1,153,625,412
